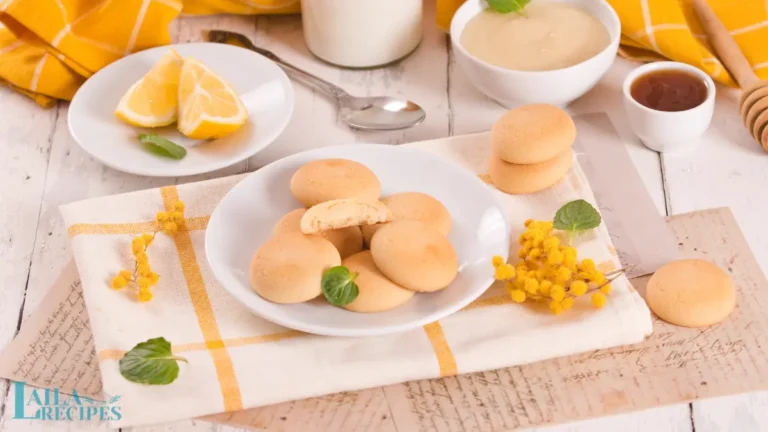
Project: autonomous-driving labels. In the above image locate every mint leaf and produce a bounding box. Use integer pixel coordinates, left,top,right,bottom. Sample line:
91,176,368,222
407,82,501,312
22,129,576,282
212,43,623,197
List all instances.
553,199,601,232
138,134,187,160
119,337,187,385
487,0,531,13
322,266,359,307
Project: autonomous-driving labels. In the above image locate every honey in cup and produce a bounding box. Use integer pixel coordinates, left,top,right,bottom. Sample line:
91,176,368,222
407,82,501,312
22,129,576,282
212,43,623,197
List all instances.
630,70,708,112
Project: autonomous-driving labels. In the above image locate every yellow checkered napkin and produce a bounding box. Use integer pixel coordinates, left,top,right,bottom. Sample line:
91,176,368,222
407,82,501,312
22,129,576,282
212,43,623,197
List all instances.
0,0,299,107
436,0,768,87
610,0,768,87
60,135,652,428
181,0,299,15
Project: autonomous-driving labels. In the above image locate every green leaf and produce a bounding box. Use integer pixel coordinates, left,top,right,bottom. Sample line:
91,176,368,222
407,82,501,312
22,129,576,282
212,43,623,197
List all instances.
322,266,359,307
553,199,602,232
138,134,187,160
487,0,531,13
119,337,187,385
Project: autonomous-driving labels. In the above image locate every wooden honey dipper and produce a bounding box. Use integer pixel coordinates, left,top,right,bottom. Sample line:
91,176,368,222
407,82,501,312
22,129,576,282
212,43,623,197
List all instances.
692,0,768,151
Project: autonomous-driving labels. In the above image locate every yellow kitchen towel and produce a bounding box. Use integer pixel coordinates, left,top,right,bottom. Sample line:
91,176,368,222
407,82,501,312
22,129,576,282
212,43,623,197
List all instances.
436,0,768,88
0,0,299,107
182,0,299,15
59,133,652,428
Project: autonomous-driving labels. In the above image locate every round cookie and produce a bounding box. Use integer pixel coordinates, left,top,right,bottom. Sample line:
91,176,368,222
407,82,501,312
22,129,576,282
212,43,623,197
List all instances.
341,251,415,312
249,232,341,304
487,149,573,194
491,104,576,164
646,259,736,328
370,220,458,292
300,198,392,234
272,209,307,235
362,192,452,247
273,209,363,259
290,158,381,207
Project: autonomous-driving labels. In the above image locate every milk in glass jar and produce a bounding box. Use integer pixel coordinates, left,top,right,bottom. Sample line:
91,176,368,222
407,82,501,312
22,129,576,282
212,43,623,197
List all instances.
301,0,423,68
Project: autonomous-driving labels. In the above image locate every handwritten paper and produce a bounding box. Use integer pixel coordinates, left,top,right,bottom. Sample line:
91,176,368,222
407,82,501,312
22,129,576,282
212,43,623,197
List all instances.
573,113,680,278
0,260,102,399
1,181,766,428
206,208,768,431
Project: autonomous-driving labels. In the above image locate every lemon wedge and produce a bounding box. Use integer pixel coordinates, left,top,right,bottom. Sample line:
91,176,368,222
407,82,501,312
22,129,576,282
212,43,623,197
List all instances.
115,49,183,127
177,58,248,140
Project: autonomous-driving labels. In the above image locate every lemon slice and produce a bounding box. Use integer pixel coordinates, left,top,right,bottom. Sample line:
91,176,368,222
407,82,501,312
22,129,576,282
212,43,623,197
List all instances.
177,58,248,140
115,49,183,127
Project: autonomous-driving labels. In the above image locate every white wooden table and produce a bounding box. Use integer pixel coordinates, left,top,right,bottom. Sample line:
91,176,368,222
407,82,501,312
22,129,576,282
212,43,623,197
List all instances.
1,3,766,431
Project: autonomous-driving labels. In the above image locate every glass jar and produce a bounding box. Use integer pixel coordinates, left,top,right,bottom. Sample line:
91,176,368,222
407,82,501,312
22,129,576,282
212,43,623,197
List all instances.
300,0,423,68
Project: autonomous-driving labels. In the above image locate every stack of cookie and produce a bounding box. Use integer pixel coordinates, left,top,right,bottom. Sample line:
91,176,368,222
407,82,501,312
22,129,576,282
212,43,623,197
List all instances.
487,104,576,194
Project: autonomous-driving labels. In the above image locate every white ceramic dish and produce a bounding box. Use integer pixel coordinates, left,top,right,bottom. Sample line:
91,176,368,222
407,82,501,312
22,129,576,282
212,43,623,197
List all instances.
206,144,509,337
622,61,716,153
450,0,620,108
68,43,294,177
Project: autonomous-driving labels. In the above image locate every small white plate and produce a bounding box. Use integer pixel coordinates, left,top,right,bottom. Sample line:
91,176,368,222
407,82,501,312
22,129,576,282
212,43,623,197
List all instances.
205,144,510,337
68,43,294,177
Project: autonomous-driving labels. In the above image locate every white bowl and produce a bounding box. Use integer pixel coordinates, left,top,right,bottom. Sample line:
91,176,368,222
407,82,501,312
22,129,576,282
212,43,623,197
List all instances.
450,0,621,108
205,144,509,337
68,43,294,177
622,61,716,153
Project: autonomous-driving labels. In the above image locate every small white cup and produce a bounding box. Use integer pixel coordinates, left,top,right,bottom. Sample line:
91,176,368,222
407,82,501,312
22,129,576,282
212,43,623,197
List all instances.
622,61,715,153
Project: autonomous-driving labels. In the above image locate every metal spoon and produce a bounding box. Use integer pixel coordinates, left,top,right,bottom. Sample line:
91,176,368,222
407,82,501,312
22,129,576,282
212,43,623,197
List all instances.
203,30,427,131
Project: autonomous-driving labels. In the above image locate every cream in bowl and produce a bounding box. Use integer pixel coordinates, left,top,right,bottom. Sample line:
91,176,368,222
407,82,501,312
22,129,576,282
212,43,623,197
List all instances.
450,0,620,107
460,2,611,72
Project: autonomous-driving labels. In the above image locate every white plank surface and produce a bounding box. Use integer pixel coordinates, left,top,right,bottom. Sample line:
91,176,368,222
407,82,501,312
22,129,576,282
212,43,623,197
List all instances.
0,3,762,431
0,92,59,429
693,392,768,432
660,83,768,432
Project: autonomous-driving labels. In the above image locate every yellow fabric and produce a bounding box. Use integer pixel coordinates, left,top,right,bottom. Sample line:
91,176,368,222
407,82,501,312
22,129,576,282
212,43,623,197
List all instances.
436,0,463,32
436,0,768,88
7,0,767,107
0,0,299,107
182,0,299,15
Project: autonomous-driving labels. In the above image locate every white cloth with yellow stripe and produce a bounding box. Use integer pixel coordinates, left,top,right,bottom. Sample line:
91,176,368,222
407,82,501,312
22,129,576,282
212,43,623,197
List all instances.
60,134,653,428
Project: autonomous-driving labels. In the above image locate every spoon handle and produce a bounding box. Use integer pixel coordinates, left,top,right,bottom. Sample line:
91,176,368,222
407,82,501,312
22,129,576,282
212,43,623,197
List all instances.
203,30,350,100
691,0,758,87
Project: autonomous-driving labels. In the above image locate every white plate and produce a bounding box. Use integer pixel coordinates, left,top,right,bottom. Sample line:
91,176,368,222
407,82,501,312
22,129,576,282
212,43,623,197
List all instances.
68,43,294,177
205,144,510,337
